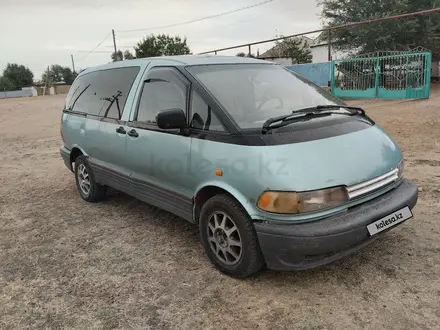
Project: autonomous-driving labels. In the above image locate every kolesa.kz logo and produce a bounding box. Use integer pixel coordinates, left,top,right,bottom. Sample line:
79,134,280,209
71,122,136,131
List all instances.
375,212,403,230
367,206,412,236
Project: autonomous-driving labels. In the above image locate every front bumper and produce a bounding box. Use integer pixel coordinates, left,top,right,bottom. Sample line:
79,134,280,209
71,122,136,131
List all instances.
254,179,418,271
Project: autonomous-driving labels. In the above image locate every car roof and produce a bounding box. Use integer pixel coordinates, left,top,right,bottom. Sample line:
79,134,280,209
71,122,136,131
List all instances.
79,55,272,75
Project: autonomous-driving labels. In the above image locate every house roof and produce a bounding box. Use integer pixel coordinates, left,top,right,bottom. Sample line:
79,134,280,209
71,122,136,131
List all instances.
258,36,313,59
310,32,330,48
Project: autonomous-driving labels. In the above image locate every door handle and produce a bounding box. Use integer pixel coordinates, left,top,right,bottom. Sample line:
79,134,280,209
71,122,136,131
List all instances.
116,126,126,134
127,129,139,138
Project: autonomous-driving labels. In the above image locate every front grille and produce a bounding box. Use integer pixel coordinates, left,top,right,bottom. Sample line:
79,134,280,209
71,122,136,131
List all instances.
346,168,399,200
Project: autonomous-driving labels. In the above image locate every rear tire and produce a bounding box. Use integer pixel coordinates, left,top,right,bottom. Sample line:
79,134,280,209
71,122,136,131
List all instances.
199,194,265,278
74,155,106,202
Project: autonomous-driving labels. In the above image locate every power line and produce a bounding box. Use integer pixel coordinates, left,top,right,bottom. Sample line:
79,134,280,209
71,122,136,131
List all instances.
116,0,276,33
199,7,440,54
105,45,135,48
77,50,114,53
76,32,112,62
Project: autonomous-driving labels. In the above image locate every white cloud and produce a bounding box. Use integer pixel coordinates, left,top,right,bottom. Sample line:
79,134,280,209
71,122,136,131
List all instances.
0,0,322,79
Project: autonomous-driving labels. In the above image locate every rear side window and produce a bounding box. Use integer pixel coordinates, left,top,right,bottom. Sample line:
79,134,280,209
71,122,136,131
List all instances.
65,66,140,119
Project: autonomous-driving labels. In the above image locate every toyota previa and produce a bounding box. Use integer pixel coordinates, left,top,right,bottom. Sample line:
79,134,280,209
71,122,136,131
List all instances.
60,56,418,278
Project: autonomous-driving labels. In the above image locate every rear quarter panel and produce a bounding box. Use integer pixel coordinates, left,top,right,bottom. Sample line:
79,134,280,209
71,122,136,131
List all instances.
61,112,89,155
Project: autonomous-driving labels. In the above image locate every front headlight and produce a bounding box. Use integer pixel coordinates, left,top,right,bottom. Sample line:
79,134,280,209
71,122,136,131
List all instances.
257,187,349,214
397,159,404,179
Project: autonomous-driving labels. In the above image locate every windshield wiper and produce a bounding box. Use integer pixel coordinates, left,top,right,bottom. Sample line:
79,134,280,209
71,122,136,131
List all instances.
69,84,91,111
295,105,366,116
262,111,332,134
261,105,366,134
101,90,123,119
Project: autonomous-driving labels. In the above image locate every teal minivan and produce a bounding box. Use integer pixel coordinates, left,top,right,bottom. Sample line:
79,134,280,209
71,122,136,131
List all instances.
60,56,418,278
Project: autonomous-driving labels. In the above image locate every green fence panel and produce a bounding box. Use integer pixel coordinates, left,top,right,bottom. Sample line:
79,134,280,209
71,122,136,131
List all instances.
331,52,431,99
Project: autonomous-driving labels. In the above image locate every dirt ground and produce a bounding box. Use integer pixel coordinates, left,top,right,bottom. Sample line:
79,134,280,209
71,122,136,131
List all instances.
1,87,439,330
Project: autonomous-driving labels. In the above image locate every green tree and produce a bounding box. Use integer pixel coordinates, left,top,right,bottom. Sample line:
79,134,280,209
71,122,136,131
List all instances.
267,38,312,64
41,65,77,85
319,0,440,54
61,67,77,85
124,50,136,60
134,34,191,58
3,63,34,89
236,52,256,58
42,65,63,84
111,50,124,62
0,76,15,91
111,49,136,62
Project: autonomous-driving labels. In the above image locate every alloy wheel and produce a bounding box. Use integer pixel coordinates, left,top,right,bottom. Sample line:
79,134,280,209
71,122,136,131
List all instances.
207,211,243,265
77,163,91,195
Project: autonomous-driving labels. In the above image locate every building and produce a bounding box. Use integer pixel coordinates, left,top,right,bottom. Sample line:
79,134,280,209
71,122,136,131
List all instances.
257,36,313,65
310,32,351,63
257,34,352,64
0,87,37,100
34,80,71,95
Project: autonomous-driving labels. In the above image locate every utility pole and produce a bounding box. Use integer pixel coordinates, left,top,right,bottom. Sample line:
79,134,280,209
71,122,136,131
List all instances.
44,65,49,96
328,29,332,62
112,29,117,59
71,54,76,73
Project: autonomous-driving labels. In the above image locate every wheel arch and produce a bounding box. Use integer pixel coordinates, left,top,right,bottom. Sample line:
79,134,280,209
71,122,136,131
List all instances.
69,145,88,166
193,182,255,224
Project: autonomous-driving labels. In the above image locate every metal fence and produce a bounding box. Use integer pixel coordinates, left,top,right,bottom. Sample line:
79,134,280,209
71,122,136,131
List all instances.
0,89,35,100
331,51,432,99
286,62,331,87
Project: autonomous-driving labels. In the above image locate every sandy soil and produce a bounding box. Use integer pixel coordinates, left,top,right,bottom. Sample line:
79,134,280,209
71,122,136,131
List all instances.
1,88,439,330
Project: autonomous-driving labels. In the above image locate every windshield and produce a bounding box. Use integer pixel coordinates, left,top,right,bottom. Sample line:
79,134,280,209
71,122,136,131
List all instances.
186,64,345,129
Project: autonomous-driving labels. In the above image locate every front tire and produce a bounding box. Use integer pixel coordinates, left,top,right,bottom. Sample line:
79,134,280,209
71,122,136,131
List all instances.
199,194,265,278
74,155,106,202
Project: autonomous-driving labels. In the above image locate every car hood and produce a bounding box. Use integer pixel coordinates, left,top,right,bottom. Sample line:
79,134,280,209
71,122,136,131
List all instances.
250,124,402,191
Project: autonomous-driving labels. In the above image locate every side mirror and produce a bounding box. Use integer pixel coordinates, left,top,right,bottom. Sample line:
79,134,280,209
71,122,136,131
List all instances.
156,109,186,129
